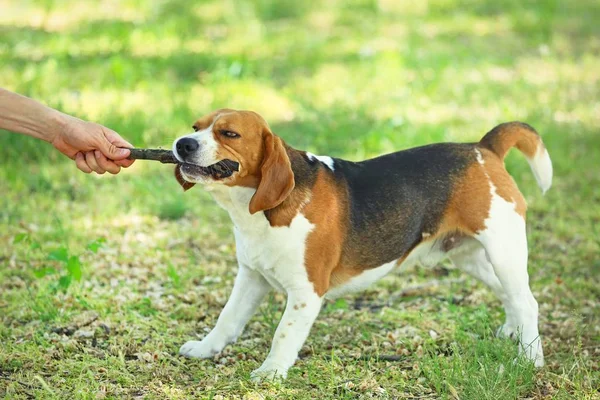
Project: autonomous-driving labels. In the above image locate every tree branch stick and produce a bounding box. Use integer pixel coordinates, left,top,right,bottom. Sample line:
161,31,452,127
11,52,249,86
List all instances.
127,148,178,164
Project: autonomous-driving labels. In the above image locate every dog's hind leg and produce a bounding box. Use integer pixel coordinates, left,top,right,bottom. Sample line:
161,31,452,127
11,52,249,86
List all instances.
449,241,517,339
474,196,544,367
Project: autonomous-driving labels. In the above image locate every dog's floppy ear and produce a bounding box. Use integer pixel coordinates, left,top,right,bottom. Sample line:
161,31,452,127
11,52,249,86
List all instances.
174,165,195,191
249,133,295,214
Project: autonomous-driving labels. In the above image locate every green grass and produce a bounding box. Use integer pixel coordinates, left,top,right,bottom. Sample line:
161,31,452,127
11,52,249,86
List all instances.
1,0,599,398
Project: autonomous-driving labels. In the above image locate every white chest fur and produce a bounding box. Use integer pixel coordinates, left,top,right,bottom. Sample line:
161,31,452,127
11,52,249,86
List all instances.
208,186,315,292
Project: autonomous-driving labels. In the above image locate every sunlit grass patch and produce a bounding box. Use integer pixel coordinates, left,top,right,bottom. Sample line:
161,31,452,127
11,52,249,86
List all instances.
0,1,149,31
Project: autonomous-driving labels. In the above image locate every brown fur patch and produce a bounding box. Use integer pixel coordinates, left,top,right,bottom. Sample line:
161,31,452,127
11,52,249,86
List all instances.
441,161,492,234
441,231,468,252
264,187,309,227
481,149,527,217
174,165,196,191
263,148,319,227
442,149,527,236
479,121,541,159
394,254,409,267
210,110,273,188
303,169,347,296
328,266,365,289
192,109,229,132
248,134,295,214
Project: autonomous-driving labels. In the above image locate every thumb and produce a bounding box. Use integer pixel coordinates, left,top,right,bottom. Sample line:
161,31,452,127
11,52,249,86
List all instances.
98,137,130,160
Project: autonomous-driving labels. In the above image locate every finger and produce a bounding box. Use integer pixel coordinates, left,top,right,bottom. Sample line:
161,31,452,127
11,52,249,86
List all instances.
115,158,135,168
85,151,105,174
94,150,121,174
98,128,132,160
75,152,92,173
105,129,134,148
98,141,130,161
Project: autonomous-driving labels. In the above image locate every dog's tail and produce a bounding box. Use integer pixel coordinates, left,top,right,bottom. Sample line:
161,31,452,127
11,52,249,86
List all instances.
478,121,553,194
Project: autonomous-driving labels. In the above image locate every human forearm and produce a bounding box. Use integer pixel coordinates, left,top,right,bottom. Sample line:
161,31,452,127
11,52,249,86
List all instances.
0,88,66,142
0,88,134,174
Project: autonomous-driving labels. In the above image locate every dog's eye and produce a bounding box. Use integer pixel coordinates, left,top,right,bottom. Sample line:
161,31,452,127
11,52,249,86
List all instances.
192,126,199,132
220,130,240,139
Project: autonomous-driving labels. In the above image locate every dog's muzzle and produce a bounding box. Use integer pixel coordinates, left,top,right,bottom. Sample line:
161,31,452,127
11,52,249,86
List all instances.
175,137,199,161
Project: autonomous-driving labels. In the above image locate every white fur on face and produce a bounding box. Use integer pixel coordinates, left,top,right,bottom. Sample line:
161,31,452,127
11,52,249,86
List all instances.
172,122,224,183
172,122,220,167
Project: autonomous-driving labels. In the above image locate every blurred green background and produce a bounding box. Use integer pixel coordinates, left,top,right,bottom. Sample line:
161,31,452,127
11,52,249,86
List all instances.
1,0,599,398
1,0,598,228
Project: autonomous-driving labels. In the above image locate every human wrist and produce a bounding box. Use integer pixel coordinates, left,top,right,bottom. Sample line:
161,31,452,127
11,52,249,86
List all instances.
45,109,70,144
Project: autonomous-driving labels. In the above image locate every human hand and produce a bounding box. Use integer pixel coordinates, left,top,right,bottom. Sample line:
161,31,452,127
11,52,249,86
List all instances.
50,115,135,174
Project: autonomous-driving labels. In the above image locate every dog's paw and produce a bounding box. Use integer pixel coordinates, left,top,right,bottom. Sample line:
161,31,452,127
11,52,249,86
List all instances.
179,339,222,359
495,323,516,339
520,341,545,368
533,355,545,368
512,353,545,368
250,363,288,382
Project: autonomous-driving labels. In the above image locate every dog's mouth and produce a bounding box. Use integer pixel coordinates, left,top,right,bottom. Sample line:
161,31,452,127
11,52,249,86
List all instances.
180,159,240,180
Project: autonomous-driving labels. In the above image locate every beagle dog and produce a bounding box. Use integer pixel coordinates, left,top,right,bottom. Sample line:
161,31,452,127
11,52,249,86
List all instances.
173,109,551,380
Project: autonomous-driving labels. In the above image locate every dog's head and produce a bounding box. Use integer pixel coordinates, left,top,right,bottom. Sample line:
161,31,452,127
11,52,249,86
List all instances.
173,109,295,214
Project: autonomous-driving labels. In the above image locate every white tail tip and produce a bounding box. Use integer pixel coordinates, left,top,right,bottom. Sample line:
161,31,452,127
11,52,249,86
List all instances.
526,147,553,194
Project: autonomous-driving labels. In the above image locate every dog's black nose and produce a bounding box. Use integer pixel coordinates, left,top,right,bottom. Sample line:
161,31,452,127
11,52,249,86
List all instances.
176,138,199,159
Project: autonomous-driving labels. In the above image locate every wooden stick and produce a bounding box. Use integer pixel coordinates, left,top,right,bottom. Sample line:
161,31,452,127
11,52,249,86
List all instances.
126,149,240,174
127,148,179,164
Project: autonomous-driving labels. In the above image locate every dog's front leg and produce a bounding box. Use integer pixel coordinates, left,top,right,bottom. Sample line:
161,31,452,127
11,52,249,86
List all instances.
179,265,270,358
251,288,323,381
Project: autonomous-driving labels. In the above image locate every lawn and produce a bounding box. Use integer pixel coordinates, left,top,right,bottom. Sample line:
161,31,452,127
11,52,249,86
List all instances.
1,0,599,398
